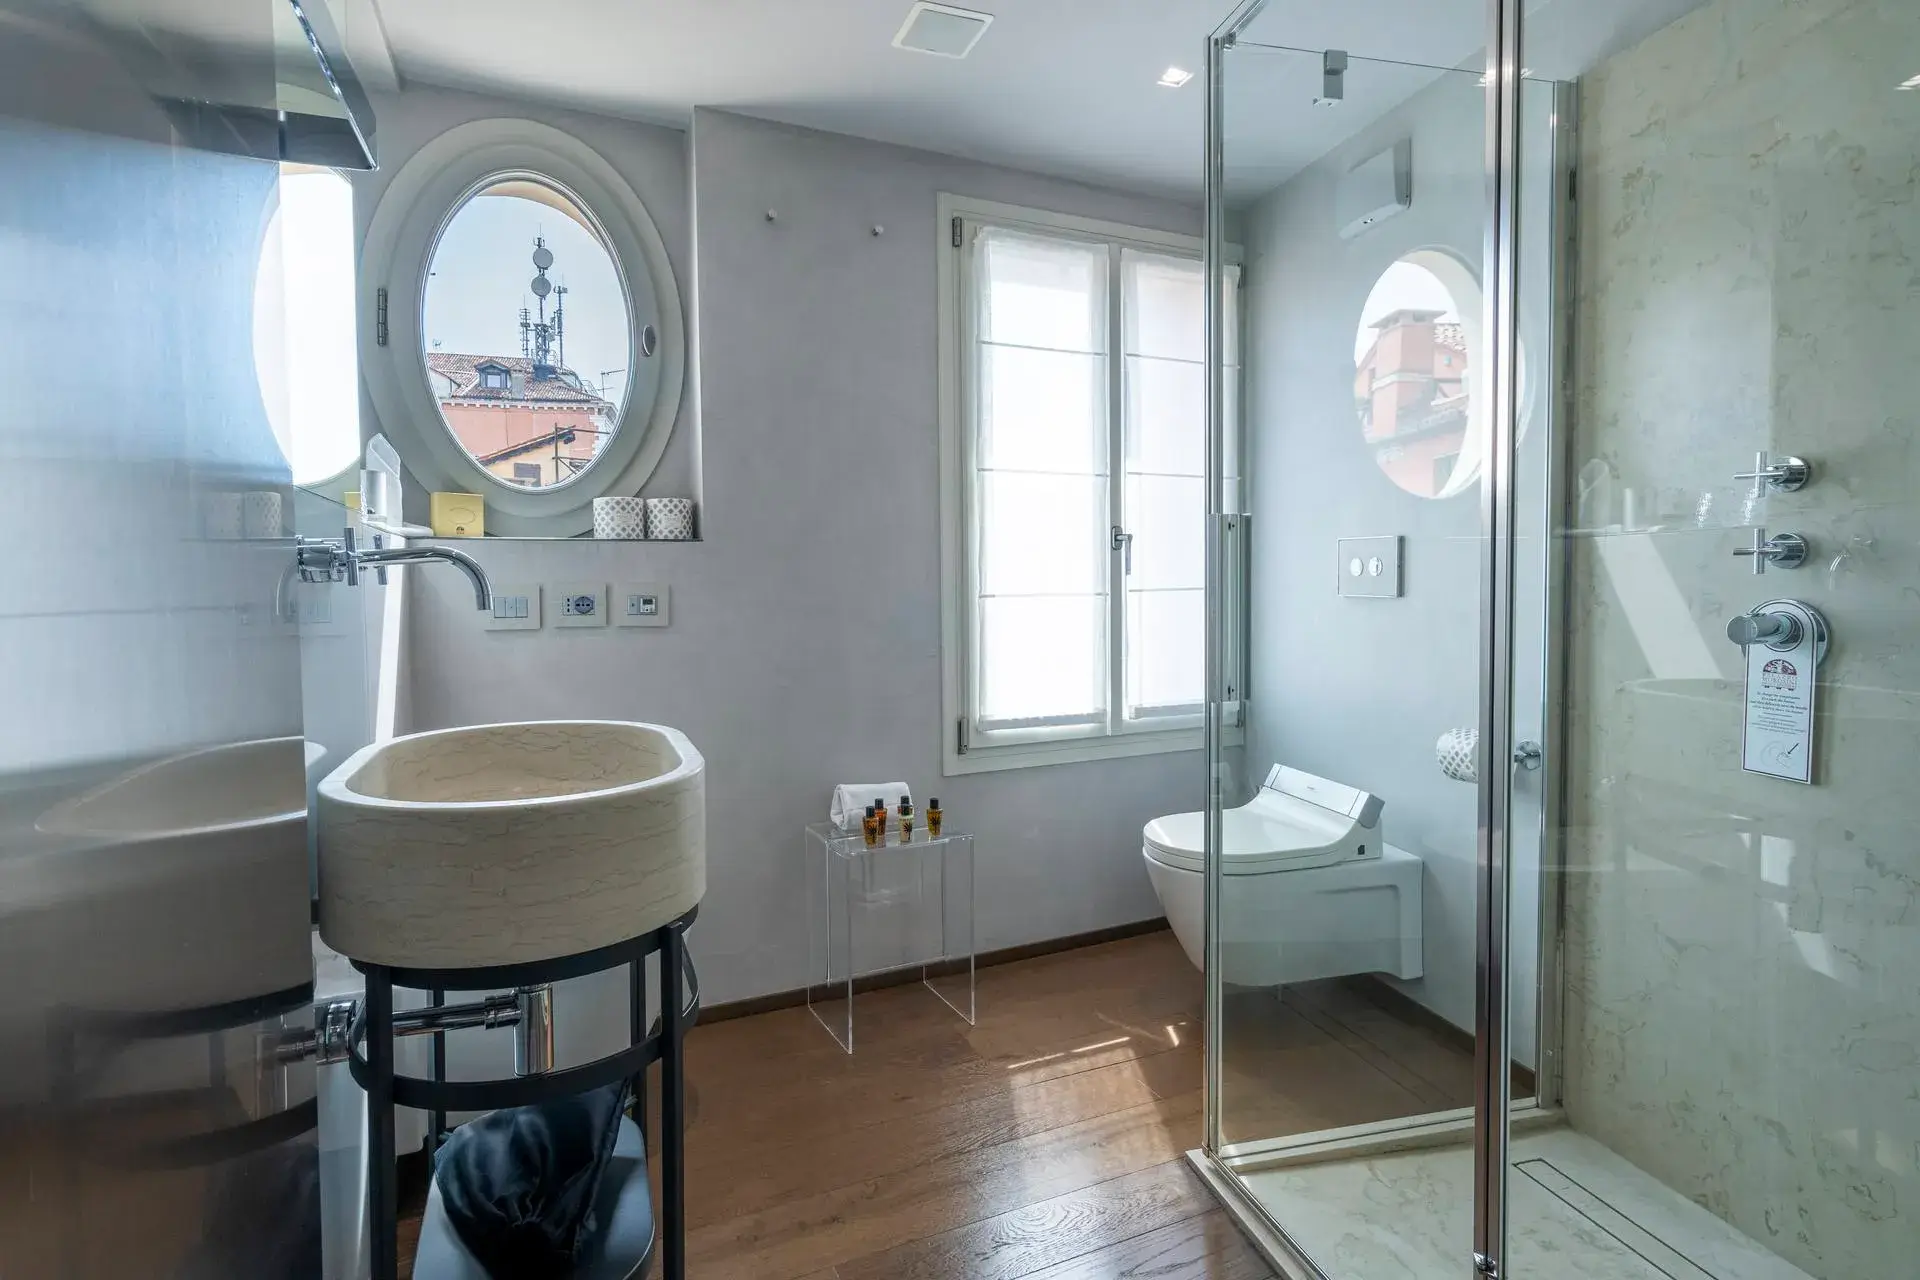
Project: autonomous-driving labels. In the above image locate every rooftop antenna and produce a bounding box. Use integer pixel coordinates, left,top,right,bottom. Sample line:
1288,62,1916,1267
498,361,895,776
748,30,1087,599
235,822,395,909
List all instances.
527,236,558,378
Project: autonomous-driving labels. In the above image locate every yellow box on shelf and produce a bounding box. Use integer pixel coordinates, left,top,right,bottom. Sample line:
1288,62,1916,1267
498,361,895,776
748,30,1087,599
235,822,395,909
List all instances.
430,492,484,538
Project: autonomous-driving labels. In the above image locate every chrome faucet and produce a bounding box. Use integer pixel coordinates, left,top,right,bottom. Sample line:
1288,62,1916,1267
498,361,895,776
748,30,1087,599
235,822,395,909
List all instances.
297,526,493,610
1732,527,1807,575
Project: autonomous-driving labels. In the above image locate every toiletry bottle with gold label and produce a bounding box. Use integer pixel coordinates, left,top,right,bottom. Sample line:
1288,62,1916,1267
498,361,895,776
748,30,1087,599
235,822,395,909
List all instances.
899,795,914,842
874,799,888,842
927,798,942,838
862,804,879,848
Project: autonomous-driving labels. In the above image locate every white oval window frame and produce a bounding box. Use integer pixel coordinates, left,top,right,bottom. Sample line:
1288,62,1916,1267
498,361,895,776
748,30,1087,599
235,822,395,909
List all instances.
361,119,685,536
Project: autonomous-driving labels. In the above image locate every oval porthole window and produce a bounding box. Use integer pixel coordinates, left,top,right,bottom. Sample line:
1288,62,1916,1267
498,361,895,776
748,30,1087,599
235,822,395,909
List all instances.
1353,251,1485,500
421,176,632,491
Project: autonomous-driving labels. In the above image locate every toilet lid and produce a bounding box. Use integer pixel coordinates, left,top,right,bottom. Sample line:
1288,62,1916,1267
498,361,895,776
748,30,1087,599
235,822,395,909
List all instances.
1143,809,1357,874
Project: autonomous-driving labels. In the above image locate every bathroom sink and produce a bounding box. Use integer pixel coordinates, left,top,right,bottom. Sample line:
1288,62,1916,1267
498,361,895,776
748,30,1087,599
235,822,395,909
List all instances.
316,721,704,970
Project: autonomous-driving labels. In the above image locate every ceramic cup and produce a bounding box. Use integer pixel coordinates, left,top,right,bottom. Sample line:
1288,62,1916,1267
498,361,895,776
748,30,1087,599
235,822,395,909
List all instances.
592,495,649,539
243,490,284,540
645,496,696,540
201,492,244,540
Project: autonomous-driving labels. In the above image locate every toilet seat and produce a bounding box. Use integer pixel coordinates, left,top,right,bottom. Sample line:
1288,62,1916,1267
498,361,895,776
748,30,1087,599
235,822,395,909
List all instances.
1142,809,1385,874
1143,765,1385,874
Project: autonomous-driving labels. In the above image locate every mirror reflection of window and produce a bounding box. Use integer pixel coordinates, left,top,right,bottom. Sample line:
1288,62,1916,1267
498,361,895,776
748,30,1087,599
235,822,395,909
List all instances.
1353,254,1483,500
421,177,631,491
254,167,362,485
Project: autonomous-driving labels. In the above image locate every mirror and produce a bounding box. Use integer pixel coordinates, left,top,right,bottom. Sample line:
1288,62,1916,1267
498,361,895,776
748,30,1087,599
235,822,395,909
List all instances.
422,175,646,491
1353,251,1484,500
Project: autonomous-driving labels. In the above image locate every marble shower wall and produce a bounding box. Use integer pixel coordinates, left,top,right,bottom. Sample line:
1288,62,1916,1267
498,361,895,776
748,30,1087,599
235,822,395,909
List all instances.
1561,1,1920,1277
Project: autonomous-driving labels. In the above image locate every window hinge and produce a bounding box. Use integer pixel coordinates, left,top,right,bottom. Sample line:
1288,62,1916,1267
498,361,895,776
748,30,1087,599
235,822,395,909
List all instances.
375,286,389,347
952,216,963,249
956,717,969,754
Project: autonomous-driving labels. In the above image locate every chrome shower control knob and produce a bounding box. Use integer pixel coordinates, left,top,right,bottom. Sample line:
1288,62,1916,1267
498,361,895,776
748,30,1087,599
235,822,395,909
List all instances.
1727,610,1801,650
1733,451,1811,492
1733,528,1807,574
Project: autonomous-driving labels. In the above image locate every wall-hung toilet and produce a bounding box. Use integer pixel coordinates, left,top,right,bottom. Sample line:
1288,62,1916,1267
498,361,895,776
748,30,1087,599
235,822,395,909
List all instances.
1143,766,1423,988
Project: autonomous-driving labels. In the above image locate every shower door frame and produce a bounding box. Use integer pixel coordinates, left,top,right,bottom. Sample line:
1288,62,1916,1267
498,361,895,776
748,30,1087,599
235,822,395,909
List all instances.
1195,1,1571,1277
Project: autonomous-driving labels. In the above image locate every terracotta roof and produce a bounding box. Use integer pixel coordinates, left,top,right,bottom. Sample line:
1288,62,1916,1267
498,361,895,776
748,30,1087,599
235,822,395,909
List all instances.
425,352,612,408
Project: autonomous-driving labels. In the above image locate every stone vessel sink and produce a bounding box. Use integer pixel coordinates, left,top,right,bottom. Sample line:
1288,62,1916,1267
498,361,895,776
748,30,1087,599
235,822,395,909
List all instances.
316,721,704,969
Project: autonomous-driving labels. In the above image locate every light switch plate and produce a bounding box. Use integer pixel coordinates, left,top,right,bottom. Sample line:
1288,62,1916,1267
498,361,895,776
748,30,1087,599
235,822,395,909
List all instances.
1337,536,1403,598
615,583,670,628
553,583,608,628
485,583,542,630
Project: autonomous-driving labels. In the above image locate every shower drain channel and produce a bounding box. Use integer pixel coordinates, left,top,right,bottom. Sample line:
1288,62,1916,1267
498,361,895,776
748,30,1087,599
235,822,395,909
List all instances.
1514,1159,1720,1280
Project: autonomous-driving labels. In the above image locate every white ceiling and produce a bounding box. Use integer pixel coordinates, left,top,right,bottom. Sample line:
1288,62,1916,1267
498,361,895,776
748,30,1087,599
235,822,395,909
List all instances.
352,0,1699,203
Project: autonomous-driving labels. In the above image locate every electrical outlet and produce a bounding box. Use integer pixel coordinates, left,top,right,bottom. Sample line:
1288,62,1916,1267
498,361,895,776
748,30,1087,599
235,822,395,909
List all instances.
485,583,542,631
553,583,608,628
615,583,670,628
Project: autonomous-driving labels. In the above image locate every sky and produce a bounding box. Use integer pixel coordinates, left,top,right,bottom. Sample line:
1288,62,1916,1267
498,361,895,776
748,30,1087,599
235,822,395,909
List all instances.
421,185,631,411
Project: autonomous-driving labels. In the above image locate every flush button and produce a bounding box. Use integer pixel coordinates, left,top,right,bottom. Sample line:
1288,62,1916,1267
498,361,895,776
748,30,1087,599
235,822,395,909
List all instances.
1336,536,1403,599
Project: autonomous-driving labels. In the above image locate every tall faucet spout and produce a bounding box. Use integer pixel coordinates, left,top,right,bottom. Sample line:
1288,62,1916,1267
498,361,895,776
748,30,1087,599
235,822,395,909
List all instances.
354,542,494,610
430,545,492,611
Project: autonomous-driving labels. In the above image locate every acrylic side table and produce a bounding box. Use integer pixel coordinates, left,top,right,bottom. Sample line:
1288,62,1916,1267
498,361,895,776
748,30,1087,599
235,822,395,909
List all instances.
804,821,975,1052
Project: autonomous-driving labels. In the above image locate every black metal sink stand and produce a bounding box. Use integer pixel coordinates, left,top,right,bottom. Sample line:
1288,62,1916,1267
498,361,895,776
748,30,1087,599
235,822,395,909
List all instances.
347,907,697,1280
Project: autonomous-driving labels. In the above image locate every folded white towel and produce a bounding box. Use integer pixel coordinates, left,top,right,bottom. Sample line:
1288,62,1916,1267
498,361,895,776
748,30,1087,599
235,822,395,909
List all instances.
831,783,911,831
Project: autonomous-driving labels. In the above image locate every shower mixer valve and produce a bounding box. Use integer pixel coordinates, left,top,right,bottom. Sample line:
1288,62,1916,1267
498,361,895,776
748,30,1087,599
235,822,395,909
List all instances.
1733,450,1811,493
1733,527,1807,574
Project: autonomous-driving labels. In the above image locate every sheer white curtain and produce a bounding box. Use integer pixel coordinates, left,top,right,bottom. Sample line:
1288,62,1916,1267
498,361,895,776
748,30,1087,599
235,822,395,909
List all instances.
970,228,1109,730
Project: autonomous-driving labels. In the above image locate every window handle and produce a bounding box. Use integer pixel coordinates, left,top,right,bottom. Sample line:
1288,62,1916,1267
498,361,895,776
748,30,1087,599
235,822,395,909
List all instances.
1111,526,1133,574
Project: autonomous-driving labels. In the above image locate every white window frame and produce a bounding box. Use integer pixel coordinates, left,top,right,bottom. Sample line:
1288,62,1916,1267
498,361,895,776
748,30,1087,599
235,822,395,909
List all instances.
937,194,1243,776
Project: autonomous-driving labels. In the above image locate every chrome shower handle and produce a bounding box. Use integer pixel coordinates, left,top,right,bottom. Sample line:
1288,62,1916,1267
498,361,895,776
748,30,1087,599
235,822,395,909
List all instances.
1733,528,1807,575
1733,451,1810,492
1727,610,1801,650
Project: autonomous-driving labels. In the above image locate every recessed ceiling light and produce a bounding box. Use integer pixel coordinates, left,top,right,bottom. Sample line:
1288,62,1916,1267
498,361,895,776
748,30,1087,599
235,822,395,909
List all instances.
1899,74,1920,91
893,2,993,59
1157,66,1193,89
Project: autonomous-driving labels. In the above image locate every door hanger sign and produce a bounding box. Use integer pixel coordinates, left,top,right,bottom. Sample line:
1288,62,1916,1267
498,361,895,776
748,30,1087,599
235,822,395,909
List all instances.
1740,599,1826,785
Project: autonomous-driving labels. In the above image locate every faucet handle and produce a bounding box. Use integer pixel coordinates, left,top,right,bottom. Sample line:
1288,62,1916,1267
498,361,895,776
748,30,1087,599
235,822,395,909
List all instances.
339,525,359,587
1733,451,1810,492
1733,528,1807,575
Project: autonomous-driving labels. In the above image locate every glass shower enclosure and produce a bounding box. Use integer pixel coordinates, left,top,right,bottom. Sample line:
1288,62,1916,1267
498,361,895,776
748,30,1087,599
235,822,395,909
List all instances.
1197,1,1920,1278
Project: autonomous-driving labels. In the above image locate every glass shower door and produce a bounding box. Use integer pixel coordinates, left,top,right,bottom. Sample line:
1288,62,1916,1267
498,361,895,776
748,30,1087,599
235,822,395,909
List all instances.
1200,2,1541,1273
1504,1,1920,1277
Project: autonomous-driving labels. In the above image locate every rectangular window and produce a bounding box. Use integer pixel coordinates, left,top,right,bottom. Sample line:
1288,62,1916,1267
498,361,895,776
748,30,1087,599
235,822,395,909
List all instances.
940,197,1241,774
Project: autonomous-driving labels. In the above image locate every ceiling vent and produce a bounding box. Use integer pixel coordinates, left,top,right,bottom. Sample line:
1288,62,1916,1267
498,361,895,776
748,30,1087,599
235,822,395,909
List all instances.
892,2,993,58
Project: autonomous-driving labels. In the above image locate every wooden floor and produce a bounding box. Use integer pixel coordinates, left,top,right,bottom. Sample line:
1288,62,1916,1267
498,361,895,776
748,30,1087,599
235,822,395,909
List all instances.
400,930,1479,1279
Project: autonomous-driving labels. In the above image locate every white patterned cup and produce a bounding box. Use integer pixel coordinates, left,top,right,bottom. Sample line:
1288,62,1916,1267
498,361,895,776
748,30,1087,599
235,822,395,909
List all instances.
645,496,695,540
243,490,284,540
592,495,649,539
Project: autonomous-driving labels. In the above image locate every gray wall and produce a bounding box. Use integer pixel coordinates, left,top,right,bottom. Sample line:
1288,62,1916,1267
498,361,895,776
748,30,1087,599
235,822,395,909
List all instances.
1239,68,1556,1048
407,108,1209,1007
